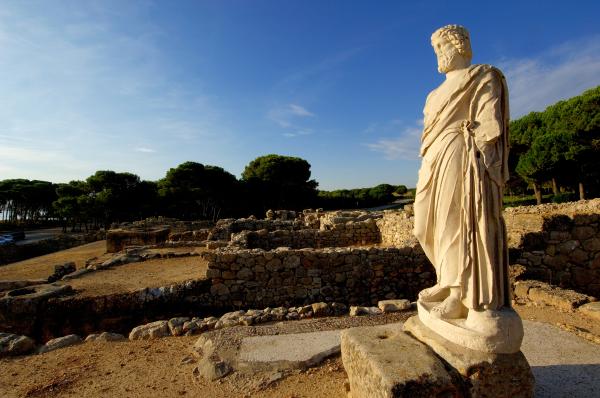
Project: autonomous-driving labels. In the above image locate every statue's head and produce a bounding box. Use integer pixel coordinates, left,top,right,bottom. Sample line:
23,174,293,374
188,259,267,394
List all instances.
431,25,472,74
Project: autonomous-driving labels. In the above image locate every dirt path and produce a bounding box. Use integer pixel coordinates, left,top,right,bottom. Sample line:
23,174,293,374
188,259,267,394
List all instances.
0,241,106,280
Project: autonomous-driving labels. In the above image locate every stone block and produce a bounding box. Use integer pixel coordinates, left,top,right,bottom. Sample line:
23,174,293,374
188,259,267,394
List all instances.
0,333,36,357
38,334,82,354
404,316,534,398
341,323,458,398
85,332,126,342
129,320,170,340
378,299,412,312
311,302,331,317
349,306,382,316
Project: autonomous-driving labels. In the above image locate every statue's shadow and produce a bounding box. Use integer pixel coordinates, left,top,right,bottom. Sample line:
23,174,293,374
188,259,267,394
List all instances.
532,364,600,397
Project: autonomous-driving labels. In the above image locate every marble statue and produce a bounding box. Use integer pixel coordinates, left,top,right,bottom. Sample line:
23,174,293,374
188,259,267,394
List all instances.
412,25,523,353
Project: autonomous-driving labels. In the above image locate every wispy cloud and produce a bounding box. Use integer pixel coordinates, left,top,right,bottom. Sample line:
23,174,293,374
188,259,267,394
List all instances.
134,147,156,153
499,36,600,117
288,104,314,117
366,120,422,160
0,2,231,181
267,103,316,136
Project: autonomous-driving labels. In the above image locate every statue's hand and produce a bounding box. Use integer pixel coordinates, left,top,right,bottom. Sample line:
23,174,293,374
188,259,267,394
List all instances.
460,119,477,135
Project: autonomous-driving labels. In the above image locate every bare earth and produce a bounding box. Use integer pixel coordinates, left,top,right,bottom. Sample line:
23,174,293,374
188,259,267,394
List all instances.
0,241,208,297
1,243,599,397
0,241,107,280
1,304,598,398
65,256,208,297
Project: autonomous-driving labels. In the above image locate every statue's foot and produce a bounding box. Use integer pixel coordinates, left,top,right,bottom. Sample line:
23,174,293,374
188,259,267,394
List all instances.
431,295,466,319
418,285,449,303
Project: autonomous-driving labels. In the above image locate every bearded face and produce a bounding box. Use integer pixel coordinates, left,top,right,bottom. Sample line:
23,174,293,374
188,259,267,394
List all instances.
437,46,460,73
432,37,468,74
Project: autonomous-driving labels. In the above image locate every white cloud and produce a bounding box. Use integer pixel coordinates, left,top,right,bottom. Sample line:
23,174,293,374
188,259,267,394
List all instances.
134,147,156,153
366,121,422,160
267,103,316,136
289,104,314,117
499,36,600,117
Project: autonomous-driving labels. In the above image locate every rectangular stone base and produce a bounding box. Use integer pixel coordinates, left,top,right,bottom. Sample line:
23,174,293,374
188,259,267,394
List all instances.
404,316,535,398
341,323,460,398
341,319,534,398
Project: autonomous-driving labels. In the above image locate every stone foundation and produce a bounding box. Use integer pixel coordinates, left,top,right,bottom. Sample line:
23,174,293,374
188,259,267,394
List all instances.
202,246,434,308
342,319,534,398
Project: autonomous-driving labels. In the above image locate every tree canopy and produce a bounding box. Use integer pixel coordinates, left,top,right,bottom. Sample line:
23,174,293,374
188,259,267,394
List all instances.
510,85,600,203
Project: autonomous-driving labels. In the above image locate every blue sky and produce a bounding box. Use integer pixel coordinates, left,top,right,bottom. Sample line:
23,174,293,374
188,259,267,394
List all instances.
1,1,599,190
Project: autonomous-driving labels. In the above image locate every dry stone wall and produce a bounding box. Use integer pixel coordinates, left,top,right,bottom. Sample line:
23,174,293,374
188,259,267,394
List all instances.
229,219,381,250
208,218,309,241
376,210,417,247
201,246,434,309
508,199,600,297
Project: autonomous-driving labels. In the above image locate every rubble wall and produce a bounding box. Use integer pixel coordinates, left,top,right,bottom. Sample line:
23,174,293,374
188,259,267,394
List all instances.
202,246,434,308
376,210,417,247
507,199,600,297
230,219,381,249
373,200,600,297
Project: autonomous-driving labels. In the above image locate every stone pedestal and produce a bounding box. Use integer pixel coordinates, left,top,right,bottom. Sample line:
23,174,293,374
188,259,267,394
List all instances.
404,316,534,398
341,323,459,398
341,320,534,398
416,301,524,354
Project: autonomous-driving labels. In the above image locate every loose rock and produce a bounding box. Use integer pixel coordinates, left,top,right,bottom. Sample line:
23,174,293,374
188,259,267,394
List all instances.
38,334,82,354
129,320,170,340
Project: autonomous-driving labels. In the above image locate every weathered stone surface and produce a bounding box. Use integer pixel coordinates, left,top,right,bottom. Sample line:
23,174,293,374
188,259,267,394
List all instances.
238,329,340,371
192,334,232,380
129,320,170,340
341,323,458,398
405,316,534,398
578,301,600,321
61,268,92,280
0,332,36,357
349,306,382,316
48,261,76,283
168,317,190,336
38,334,82,354
311,302,331,317
85,332,126,342
514,280,594,311
194,358,232,381
378,299,412,313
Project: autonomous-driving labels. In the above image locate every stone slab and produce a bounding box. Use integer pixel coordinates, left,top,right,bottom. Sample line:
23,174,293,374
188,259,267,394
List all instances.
341,323,458,398
521,320,600,398
238,329,340,370
405,316,534,397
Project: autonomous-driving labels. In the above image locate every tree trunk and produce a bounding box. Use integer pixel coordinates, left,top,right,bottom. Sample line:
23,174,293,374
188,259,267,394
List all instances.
551,178,559,195
533,183,542,205
579,182,585,200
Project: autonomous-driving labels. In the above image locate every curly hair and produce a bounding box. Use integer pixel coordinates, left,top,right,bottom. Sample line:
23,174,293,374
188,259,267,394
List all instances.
431,25,472,60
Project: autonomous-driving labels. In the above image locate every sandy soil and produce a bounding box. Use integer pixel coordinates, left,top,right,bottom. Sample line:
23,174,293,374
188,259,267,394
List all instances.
64,256,208,297
0,241,107,280
2,304,596,398
0,334,347,398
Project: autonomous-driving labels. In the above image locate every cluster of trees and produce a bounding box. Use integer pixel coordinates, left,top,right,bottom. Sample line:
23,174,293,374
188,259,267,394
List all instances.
3,86,597,229
510,86,600,204
318,184,407,209
2,155,402,231
0,179,56,223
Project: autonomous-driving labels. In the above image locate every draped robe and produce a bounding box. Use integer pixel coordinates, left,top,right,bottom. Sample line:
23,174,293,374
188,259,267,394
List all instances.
414,64,510,311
